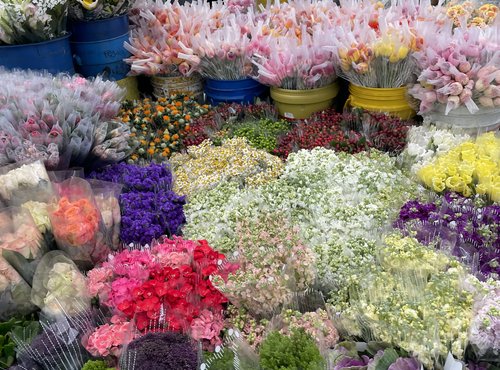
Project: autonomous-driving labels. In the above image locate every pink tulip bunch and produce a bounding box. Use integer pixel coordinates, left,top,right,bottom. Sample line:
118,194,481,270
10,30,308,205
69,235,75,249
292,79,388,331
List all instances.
250,29,337,89
178,11,258,80
125,0,225,76
410,24,500,114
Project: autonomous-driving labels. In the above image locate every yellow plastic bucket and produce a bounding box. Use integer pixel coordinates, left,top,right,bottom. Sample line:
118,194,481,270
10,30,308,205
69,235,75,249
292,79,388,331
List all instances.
346,84,415,120
116,76,140,101
271,82,340,120
151,75,203,100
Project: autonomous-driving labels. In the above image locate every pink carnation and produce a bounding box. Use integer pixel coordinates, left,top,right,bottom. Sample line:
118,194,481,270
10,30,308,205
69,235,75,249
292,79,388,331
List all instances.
190,309,224,349
85,316,136,357
108,277,142,307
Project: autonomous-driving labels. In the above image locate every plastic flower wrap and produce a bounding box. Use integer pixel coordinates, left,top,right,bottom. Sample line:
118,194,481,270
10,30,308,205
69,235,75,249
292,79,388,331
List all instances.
0,255,36,320
69,0,132,21
120,97,209,163
251,30,337,89
170,137,284,197
0,207,45,284
0,160,52,206
410,24,500,115
338,233,477,368
30,251,90,318
88,179,123,249
87,237,237,350
0,0,68,45
330,5,422,88
446,2,498,28
330,341,422,370
469,280,500,359
179,11,257,80
0,70,130,170
417,132,500,200
48,177,109,266
125,0,222,76
396,192,500,280
89,162,186,245
213,214,316,318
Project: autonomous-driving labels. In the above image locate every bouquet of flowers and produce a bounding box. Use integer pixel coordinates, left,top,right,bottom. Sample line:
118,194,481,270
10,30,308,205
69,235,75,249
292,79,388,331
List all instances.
0,207,45,284
0,71,131,170
0,0,68,45
69,0,132,21
179,12,257,80
170,137,284,197
0,160,52,205
119,97,209,164
87,237,238,350
332,10,421,88
251,30,337,89
417,132,500,200
30,250,90,318
89,162,186,245
446,2,498,28
48,177,109,265
410,24,500,115
396,192,500,280
213,214,316,318
125,0,218,76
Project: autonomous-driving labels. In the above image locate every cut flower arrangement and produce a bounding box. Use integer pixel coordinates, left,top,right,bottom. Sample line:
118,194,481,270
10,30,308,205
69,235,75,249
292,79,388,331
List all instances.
0,0,68,45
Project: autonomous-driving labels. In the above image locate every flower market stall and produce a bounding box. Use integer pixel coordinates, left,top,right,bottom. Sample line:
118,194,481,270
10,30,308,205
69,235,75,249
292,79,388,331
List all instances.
0,0,499,370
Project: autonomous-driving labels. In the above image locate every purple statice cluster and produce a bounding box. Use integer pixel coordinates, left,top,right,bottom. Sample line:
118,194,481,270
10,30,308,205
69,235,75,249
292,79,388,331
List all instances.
395,192,500,280
89,163,185,245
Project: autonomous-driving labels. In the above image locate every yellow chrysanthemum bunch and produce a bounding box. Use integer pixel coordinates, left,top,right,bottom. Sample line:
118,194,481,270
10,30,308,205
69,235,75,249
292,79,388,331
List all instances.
418,132,500,201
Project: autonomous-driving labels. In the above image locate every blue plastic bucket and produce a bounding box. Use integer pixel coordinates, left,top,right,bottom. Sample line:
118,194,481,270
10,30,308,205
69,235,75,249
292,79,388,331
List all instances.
0,35,74,74
205,78,268,105
69,15,131,80
69,15,129,42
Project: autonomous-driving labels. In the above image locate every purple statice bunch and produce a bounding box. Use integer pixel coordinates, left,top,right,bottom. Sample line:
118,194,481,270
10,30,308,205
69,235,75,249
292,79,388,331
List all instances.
90,163,185,245
395,192,500,280
121,332,198,370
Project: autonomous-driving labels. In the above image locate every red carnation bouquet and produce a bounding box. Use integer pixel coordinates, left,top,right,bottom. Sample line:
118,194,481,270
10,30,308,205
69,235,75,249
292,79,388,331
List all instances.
87,237,238,352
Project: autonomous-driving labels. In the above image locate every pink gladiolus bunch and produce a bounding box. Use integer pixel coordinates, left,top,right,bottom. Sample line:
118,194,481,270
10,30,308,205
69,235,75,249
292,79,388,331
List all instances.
410,24,500,114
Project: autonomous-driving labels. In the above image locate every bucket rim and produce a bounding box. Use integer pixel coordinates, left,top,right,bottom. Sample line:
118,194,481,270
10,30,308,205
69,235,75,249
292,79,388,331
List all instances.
0,33,72,48
69,14,129,26
70,32,130,45
349,84,408,93
271,81,339,95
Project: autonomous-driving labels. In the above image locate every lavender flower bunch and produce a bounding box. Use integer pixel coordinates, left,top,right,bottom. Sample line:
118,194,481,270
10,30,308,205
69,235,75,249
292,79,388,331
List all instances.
395,192,500,280
0,70,131,170
89,163,186,246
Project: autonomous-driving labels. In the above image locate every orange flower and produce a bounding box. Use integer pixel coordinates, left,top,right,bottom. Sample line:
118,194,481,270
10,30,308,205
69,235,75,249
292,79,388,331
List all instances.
185,115,191,121
163,115,170,121
172,134,179,141
147,148,155,155
122,115,130,123
156,105,165,113
154,138,161,143
163,134,171,141
185,125,190,132
144,110,151,116
183,96,189,101
175,101,182,107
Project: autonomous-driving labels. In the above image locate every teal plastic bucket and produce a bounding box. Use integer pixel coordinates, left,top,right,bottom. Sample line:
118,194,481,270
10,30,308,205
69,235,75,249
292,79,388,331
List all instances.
0,35,74,74
205,78,268,105
69,15,131,80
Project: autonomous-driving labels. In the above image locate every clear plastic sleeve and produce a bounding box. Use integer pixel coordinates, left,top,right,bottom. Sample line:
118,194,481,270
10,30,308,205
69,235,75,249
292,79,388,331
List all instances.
48,178,109,267
30,250,90,319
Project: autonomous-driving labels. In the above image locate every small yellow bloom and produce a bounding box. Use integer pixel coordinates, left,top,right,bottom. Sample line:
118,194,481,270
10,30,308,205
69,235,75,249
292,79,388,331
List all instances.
77,0,98,10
